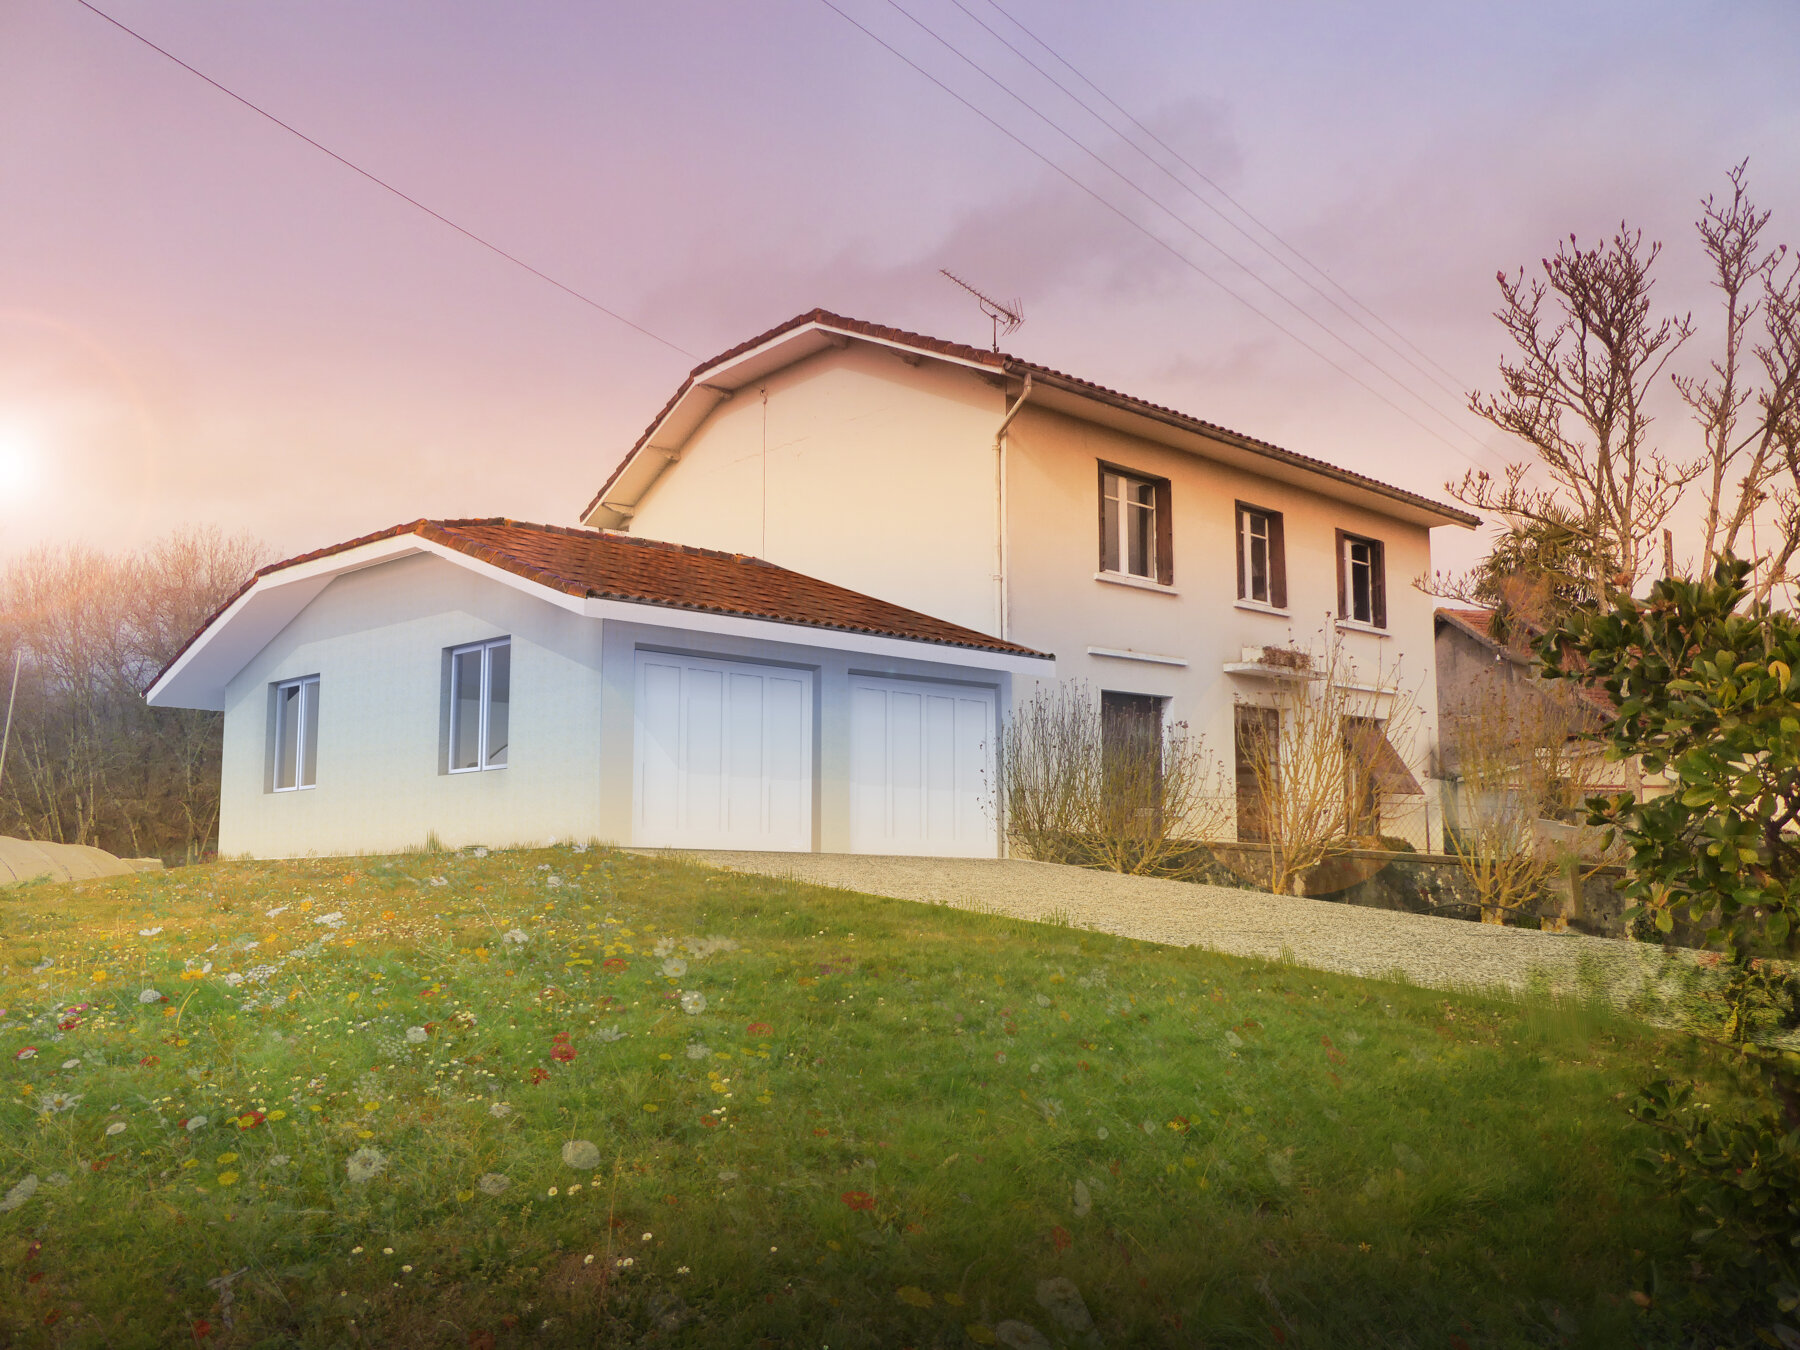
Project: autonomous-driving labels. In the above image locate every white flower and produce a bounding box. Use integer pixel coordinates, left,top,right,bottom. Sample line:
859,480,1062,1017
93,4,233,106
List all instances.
573,843,588,854
44,1172,69,1189
269,1154,290,1166
593,1026,624,1043
641,1231,652,1242
405,1027,428,1044
222,973,245,987
471,847,488,858
35,1092,81,1115
561,1139,601,1170
0,1175,39,1212
488,1101,512,1119
661,958,688,978
346,1147,387,1184
265,905,288,917
312,912,346,929
138,926,162,937
680,991,706,1015
476,1172,510,1196
185,1115,208,1131
684,1042,710,1060
62,1058,80,1070
502,929,529,946
429,876,448,888
138,989,163,1004
105,1121,127,1136
614,1257,634,1270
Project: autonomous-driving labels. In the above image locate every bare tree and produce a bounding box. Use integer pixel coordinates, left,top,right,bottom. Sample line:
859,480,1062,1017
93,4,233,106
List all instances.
1235,635,1426,897
1440,676,1608,925
0,526,266,861
1450,226,1698,595
1002,680,1226,876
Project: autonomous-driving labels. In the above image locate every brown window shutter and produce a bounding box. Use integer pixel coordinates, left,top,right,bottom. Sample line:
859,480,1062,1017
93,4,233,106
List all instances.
1371,539,1387,627
1334,529,1347,619
1234,505,1246,599
1154,478,1173,586
1268,511,1287,609
1097,463,1108,571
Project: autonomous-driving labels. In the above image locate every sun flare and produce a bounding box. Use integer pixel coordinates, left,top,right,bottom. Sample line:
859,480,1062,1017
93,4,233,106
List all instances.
0,426,43,502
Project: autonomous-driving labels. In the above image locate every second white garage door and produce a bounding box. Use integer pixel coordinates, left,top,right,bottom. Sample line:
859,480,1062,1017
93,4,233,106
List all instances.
634,652,813,851
850,676,997,857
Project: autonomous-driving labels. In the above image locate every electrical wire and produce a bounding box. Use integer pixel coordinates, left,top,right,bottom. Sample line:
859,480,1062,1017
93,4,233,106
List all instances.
70,0,697,360
982,0,1471,396
816,0,1498,473
881,0,1489,455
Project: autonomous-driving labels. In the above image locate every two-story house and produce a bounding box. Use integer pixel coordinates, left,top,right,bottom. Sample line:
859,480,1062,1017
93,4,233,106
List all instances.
147,310,1474,860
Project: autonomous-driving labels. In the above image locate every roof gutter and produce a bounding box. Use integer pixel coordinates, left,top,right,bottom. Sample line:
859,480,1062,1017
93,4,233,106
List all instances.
994,374,1032,640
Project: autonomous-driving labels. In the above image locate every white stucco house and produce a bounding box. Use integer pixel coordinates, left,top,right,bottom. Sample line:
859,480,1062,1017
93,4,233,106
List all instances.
147,309,1476,860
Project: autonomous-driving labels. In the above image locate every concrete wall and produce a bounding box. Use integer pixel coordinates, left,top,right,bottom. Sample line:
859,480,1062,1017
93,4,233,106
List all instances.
219,552,1018,859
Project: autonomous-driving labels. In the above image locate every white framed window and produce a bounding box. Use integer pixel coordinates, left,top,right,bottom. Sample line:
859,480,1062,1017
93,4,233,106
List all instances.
1099,466,1167,582
1236,503,1286,607
1338,531,1386,628
272,675,319,792
449,638,510,772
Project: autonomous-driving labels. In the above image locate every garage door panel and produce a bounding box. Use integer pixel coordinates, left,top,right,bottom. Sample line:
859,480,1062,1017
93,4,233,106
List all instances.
850,677,996,857
634,653,813,851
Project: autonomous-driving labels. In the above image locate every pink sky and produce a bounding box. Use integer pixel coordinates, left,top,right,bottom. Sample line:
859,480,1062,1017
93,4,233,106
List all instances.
3,0,1797,585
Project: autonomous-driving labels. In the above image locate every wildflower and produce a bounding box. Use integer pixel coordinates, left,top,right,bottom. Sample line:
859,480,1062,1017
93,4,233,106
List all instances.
502,929,529,946
36,1092,82,1115
14,1047,36,1061
236,1111,266,1129
551,1044,575,1063
685,1042,710,1060
346,1147,388,1184
680,991,706,1015
216,1171,239,1186
661,958,688,978
139,1055,160,1067
593,1026,624,1043
601,958,627,973
547,1186,558,1197
270,1155,291,1167
138,989,164,1004
105,1122,127,1137
841,1191,875,1211
477,1171,510,1196
676,1265,690,1275
222,973,245,987
898,1286,934,1308
138,926,163,937
529,1067,550,1085
615,1256,634,1269
746,1021,772,1035
561,1139,601,1169
62,1059,80,1070
0,1175,38,1213
405,1027,428,1044
489,1101,512,1119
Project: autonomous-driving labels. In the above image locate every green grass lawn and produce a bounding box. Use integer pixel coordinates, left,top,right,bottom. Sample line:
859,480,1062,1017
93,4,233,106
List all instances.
0,845,1709,1347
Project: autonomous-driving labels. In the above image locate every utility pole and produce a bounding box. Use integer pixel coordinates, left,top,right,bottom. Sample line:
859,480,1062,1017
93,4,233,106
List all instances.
0,650,19,799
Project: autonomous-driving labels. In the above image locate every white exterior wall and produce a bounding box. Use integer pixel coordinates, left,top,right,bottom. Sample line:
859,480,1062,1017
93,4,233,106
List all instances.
625,342,1004,636
219,553,607,858
217,551,1026,860
1003,402,1442,847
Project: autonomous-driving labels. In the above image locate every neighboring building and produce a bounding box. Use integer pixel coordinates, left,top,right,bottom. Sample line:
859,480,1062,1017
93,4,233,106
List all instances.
587,311,1478,849
148,310,1480,860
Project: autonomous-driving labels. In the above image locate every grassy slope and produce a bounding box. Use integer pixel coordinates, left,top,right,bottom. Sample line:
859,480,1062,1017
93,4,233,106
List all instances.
0,847,1699,1348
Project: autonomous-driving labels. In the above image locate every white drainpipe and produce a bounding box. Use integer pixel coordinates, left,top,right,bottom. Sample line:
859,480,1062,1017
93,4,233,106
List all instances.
994,374,1032,640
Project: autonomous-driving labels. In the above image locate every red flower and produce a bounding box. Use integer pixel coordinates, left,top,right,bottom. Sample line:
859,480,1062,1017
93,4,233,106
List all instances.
551,1044,575,1063
529,1067,550,1084
1050,1226,1072,1252
699,1116,718,1128
139,1054,160,1067
840,1190,875,1211
57,1018,81,1031
551,1032,571,1044
746,1022,772,1036
602,958,628,973
192,1319,212,1342
236,1110,266,1129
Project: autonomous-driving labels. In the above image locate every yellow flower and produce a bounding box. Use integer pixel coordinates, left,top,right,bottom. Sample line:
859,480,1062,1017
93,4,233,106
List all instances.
897,1286,933,1309
216,1171,239,1186
216,1152,238,1165
456,1189,474,1202
642,1104,658,1113
268,1110,287,1121
966,1326,997,1346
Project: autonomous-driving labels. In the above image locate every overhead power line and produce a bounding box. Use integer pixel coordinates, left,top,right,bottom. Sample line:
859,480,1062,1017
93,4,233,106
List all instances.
817,0,1497,473
880,0,1490,456
70,0,696,360
981,0,1472,398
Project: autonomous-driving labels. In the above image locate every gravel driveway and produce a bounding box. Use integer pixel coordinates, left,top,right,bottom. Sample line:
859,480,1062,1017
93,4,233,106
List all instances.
651,850,1691,1004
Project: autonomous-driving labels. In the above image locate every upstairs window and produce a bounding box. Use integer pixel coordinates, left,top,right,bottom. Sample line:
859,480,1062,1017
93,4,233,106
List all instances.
1236,503,1287,608
1099,465,1172,584
272,675,319,792
1337,531,1387,628
450,639,511,772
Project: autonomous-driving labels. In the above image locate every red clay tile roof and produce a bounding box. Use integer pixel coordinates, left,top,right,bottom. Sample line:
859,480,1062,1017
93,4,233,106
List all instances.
582,309,1483,528
148,519,1047,693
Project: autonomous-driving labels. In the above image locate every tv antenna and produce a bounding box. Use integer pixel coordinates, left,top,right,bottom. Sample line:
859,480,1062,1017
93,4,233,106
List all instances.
940,270,1023,351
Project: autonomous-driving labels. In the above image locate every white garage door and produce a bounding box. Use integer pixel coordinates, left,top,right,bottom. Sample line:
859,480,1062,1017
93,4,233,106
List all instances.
850,676,997,857
634,652,812,851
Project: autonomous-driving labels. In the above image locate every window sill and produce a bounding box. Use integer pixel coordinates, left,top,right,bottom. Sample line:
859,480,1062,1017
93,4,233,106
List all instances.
1235,600,1290,618
1336,619,1390,637
1094,570,1178,596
